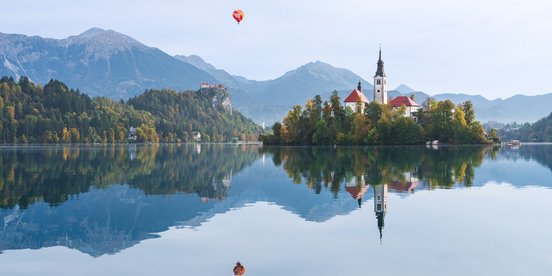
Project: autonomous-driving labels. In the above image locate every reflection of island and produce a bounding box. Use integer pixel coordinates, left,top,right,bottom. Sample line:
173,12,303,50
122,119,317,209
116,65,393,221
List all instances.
345,176,368,207
261,146,501,242
374,184,388,241
261,146,496,195
388,172,419,193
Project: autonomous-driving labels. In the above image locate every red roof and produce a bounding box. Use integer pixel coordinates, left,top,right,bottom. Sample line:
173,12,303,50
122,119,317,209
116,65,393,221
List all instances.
345,185,369,200
344,89,369,103
388,180,419,193
389,96,420,107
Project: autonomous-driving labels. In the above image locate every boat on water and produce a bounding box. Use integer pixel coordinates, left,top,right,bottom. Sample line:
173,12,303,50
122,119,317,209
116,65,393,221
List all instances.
426,140,439,146
507,140,521,146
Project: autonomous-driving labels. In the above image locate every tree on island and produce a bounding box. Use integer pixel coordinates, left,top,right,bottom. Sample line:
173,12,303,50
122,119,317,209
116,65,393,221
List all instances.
261,93,487,145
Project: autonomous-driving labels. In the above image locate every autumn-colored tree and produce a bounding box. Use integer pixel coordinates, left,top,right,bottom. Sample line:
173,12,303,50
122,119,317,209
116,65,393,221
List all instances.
61,127,71,143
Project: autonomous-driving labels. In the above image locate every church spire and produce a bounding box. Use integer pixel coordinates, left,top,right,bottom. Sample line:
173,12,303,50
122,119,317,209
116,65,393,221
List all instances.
357,81,362,92
377,211,384,243
375,46,385,77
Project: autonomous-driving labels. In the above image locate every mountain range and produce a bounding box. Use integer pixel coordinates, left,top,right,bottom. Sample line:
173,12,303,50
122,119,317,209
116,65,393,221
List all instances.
1,28,551,124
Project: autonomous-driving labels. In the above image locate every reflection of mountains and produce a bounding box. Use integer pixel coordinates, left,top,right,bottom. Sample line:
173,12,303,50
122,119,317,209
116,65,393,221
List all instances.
507,144,552,173
0,144,258,256
471,144,552,187
1,145,551,257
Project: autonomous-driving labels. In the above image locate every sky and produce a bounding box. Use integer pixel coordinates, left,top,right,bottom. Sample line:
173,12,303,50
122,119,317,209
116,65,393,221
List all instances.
3,0,552,99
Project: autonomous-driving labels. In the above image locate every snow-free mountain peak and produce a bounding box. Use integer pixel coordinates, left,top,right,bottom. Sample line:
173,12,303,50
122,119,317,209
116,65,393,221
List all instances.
63,27,146,53
394,84,417,94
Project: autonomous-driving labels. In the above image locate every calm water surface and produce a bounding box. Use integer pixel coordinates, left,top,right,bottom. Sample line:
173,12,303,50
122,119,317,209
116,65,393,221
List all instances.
0,144,550,275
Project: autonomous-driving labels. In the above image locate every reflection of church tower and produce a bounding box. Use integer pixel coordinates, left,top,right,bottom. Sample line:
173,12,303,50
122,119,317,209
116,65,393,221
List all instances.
345,176,369,208
373,184,388,241
373,47,388,104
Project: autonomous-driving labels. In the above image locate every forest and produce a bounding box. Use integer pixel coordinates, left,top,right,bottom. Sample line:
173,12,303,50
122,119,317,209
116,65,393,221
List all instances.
0,144,259,209
261,91,491,145
0,76,260,144
498,112,552,142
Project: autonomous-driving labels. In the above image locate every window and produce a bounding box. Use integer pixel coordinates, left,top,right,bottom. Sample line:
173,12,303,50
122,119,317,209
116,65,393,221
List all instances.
377,90,380,94
377,79,381,85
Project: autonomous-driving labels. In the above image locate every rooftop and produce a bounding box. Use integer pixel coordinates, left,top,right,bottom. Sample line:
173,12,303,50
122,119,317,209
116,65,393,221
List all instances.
389,96,420,107
344,89,369,103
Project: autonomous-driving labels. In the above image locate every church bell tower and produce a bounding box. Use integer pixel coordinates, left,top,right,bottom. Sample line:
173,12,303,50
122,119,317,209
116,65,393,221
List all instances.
373,47,388,104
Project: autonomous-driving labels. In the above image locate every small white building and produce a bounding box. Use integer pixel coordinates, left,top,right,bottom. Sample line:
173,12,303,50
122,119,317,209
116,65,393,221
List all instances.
127,127,137,141
200,83,225,90
192,131,201,142
389,96,421,120
344,82,370,113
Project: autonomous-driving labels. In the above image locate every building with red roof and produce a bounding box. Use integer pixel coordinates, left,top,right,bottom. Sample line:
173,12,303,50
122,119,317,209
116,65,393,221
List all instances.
389,96,421,120
344,175,369,208
344,82,369,113
388,172,419,193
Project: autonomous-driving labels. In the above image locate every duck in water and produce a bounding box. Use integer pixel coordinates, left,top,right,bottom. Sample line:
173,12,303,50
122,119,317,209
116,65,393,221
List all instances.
233,261,245,275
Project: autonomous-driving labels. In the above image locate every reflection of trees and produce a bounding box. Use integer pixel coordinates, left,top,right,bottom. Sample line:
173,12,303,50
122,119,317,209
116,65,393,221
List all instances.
514,145,552,172
0,144,259,209
260,146,491,196
127,145,257,199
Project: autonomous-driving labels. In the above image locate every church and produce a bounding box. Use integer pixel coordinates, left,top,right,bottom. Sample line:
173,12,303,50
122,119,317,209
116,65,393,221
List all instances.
344,48,420,119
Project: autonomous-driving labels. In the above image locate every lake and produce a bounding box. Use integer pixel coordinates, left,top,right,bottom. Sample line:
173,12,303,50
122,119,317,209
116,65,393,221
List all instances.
0,144,551,275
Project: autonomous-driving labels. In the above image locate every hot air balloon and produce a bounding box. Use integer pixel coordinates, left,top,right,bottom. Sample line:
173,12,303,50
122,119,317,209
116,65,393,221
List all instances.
232,10,244,24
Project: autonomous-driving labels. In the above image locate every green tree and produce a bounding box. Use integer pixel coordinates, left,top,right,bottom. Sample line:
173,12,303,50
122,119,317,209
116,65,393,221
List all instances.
462,100,475,125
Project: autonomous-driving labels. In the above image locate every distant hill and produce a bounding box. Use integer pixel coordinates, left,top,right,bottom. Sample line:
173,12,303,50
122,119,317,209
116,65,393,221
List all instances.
394,84,417,94
0,28,216,98
174,55,271,122
382,88,552,124
498,112,552,142
255,61,372,106
175,56,372,124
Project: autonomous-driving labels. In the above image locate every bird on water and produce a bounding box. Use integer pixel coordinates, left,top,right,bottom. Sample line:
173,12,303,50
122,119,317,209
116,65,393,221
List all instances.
233,261,246,275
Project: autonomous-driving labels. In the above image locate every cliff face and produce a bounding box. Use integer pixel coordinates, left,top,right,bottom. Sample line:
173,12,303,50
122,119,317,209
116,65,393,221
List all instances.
200,86,233,113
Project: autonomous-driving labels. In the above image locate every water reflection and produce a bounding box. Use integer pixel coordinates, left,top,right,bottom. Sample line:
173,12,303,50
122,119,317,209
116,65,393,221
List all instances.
0,144,259,256
0,144,551,257
260,145,552,242
260,146,492,195
0,144,257,208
